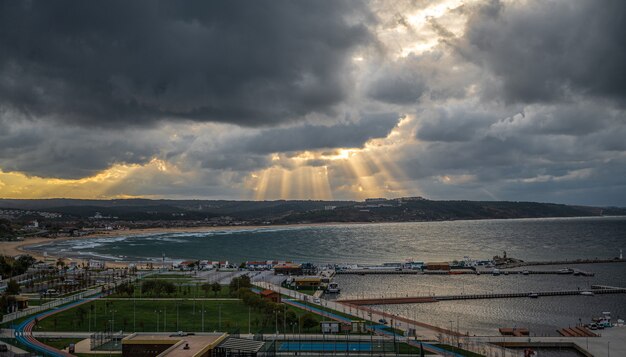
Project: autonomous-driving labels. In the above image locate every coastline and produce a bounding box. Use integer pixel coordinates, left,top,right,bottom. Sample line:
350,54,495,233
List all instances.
0,222,344,267
2,215,623,268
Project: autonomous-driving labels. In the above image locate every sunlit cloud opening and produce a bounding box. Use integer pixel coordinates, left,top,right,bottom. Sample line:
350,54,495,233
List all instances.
248,117,422,201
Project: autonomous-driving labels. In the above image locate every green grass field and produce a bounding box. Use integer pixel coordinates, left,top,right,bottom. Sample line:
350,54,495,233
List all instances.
34,299,324,334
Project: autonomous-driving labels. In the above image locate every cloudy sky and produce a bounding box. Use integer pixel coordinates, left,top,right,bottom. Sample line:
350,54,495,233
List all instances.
1,0,625,206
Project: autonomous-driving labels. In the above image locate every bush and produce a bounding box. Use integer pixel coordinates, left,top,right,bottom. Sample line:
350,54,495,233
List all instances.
141,279,176,297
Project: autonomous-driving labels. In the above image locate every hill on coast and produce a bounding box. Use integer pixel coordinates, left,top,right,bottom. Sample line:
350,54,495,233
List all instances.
0,198,624,224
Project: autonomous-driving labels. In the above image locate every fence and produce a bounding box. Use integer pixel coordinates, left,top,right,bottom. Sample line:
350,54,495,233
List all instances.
90,330,125,350
2,271,152,324
1,286,102,324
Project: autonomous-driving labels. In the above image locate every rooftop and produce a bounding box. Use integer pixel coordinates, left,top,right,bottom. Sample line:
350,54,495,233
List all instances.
122,332,227,356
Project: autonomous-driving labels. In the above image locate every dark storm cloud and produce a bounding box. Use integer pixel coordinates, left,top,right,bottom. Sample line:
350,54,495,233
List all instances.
416,107,501,142
0,116,161,178
463,0,626,104
413,102,623,168
187,113,401,172
244,113,400,153
0,0,372,127
366,63,427,105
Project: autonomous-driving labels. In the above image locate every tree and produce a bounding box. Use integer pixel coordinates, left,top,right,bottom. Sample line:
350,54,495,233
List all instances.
6,280,20,295
115,282,134,297
285,310,298,329
141,279,175,297
211,282,222,297
201,283,211,297
229,275,251,296
300,313,317,331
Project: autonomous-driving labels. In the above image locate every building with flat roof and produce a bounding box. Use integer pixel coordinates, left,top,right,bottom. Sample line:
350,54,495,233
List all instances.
293,277,322,288
121,332,227,357
273,263,302,275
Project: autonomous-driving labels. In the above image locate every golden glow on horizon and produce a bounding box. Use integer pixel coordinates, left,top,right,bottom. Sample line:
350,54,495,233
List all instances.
0,158,175,199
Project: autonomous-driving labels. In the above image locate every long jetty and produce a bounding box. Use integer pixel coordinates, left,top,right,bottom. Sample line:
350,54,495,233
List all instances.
336,268,595,276
500,258,625,268
339,285,626,305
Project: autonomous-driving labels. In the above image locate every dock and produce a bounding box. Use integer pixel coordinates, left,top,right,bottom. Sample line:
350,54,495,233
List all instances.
339,285,626,305
500,258,626,268
557,326,598,338
336,268,596,276
499,327,530,337
336,269,419,275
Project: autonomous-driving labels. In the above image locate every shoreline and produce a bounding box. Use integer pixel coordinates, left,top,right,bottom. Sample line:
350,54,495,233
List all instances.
2,215,624,268
1,222,346,267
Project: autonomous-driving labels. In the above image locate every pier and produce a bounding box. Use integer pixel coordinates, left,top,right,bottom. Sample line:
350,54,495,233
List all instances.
336,268,596,275
338,285,626,305
500,257,626,268
336,269,419,275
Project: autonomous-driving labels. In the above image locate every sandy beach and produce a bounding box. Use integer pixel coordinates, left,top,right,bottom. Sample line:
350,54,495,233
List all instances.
0,222,344,268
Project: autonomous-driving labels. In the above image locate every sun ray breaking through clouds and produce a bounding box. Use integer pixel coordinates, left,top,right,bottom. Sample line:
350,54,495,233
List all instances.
1,0,626,205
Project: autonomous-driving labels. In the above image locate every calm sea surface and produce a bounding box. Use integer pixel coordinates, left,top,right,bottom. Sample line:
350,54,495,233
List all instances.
27,216,626,335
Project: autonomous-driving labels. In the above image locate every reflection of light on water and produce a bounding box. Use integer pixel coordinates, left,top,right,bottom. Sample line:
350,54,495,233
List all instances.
26,217,626,267
334,263,626,336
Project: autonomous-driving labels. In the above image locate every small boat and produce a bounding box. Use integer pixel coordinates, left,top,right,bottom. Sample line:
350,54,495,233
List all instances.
580,291,595,296
528,293,539,298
